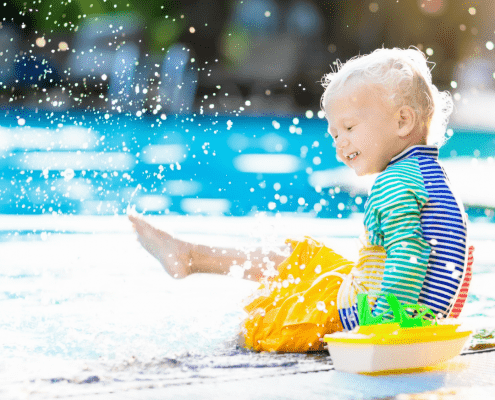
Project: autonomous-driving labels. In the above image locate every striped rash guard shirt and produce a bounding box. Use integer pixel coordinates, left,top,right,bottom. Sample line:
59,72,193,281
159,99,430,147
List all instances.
363,145,468,318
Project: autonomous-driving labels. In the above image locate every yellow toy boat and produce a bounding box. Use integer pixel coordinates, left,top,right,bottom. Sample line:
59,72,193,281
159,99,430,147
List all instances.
323,293,472,374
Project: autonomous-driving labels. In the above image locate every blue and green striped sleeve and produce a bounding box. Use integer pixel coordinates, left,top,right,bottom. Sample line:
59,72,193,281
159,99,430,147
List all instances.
365,161,431,316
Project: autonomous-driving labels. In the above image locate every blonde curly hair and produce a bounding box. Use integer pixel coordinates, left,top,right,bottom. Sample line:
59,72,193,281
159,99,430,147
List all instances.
321,47,453,147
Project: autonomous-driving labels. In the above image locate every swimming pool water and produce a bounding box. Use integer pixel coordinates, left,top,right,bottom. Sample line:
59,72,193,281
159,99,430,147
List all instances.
1,111,494,221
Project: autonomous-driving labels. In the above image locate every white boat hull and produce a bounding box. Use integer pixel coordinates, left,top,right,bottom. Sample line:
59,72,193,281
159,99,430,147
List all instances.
327,335,470,373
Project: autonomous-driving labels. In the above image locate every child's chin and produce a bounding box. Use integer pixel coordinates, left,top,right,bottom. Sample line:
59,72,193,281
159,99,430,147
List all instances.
353,169,367,177
354,169,377,177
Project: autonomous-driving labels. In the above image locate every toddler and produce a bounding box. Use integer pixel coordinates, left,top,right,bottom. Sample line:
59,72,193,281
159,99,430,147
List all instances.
129,47,474,353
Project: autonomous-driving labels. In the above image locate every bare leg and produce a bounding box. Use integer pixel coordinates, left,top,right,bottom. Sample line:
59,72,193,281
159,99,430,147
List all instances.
129,215,290,282
129,214,193,278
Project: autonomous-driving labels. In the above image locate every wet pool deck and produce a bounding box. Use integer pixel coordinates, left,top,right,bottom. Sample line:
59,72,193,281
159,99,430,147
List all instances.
44,350,495,400
3,215,495,399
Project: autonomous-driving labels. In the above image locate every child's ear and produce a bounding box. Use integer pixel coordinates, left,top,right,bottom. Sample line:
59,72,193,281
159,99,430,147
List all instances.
396,106,416,137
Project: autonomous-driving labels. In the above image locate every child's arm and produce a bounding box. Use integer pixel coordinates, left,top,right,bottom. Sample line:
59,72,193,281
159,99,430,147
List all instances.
367,174,431,316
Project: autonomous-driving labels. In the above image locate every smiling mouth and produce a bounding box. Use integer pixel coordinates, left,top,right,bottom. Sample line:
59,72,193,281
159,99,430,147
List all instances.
346,151,361,161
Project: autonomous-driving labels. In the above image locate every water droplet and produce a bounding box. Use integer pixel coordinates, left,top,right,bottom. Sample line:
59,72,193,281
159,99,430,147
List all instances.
445,262,456,271
316,301,326,311
61,168,75,182
314,265,322,274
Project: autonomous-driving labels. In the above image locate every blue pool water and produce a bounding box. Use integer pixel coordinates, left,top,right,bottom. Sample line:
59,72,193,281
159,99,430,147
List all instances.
1,110,494,220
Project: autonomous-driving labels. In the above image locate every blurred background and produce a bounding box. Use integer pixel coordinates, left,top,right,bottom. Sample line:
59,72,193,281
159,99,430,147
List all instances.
2,0,495,115
0,0,494,221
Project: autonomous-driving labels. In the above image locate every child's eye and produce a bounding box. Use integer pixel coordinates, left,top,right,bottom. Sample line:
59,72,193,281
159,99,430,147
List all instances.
346,126,354,131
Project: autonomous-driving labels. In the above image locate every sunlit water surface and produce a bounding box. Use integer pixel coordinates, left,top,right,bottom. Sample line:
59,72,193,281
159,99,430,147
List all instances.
1,216,495,399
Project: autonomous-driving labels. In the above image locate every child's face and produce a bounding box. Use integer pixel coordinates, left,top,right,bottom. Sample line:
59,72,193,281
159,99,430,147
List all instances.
325,86,406,176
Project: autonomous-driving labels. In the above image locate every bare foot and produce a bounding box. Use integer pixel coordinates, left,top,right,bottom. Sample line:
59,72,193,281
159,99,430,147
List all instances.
128,214,193,279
